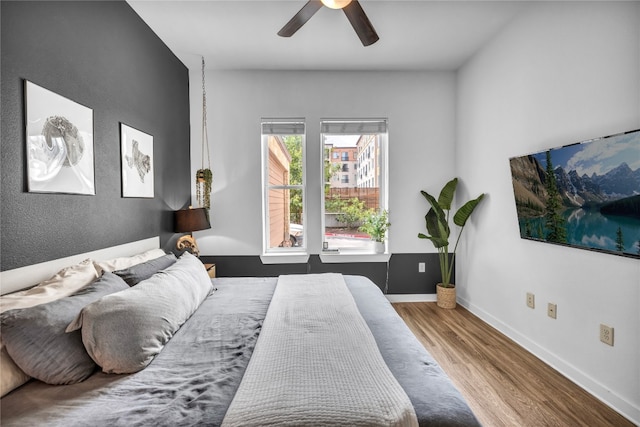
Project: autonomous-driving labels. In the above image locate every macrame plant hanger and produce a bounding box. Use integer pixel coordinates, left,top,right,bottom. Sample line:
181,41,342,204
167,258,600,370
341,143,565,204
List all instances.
196,56,212,212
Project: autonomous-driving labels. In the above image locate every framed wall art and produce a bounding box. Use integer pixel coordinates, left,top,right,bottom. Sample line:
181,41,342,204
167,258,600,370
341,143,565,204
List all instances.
25,80,95,195
120,123,154,198
509,129,640,259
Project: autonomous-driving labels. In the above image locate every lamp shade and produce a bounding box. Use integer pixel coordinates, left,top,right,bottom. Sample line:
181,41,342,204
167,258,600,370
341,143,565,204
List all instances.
174,208,211,233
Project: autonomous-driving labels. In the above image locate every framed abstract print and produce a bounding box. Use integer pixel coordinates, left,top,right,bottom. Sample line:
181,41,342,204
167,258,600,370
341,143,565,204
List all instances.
25,81,95,195
120,123,154,198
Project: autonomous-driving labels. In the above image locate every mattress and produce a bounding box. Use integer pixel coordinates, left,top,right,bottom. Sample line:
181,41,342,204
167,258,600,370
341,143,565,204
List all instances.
0,275,479,426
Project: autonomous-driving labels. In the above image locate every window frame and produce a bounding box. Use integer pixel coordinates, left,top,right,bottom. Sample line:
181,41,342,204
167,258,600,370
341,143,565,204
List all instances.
319,119,389,258
260,119,308,259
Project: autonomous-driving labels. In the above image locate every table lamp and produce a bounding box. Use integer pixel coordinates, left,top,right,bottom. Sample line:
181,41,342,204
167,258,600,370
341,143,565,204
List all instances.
175,207,211,257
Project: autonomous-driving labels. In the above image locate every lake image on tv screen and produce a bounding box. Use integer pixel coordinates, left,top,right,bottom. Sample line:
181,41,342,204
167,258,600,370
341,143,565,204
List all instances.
509,130,640,258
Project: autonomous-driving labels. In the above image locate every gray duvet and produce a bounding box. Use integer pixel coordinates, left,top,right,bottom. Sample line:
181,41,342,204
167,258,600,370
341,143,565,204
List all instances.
1,275,480,427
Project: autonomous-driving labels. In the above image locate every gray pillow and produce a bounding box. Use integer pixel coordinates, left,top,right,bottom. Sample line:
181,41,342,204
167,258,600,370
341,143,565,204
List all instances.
67,252,213,374
0,272,129,385
113,253,177,286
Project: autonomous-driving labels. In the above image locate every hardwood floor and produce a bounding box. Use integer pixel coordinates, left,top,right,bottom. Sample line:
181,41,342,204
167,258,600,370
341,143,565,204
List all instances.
392,302,634,427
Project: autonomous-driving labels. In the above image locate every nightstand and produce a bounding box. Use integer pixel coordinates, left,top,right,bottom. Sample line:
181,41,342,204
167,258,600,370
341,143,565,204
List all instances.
203,263,216,278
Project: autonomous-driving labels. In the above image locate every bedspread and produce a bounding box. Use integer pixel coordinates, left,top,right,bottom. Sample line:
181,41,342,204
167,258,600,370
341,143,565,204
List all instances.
222,274,418,427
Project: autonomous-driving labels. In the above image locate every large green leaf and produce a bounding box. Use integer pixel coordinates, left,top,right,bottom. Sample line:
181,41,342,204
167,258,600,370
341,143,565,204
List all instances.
437,178,458,210
453,193,485,227
420,190,450,248
423,209,449,248
420,191,446,222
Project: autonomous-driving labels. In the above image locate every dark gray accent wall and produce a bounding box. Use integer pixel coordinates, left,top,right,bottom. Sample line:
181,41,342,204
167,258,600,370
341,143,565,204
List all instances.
200,253,451,294
388,253,452,294
1,1,190,271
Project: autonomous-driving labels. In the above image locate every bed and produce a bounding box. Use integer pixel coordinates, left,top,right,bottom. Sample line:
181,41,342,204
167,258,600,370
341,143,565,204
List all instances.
0,241,480,426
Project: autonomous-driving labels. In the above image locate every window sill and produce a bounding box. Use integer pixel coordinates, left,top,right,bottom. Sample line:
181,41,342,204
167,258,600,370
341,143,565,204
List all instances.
319,251,391,264
260,252,310,265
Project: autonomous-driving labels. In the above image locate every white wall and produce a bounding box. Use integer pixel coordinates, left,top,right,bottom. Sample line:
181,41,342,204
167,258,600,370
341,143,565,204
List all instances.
190,71,456,256
456,1,640,422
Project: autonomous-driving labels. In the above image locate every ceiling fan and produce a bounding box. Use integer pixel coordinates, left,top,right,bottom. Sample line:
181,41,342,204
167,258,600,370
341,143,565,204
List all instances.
278,0,379,47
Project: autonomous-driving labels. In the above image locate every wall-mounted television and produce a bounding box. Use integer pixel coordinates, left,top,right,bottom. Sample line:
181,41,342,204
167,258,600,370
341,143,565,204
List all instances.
509,129,640,259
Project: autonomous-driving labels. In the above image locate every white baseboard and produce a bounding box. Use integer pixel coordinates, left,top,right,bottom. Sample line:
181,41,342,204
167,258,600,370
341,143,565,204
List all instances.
386,294,436,303
457,296,640,425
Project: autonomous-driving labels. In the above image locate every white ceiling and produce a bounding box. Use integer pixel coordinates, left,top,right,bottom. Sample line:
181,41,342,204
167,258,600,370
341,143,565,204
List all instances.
127,0,527,71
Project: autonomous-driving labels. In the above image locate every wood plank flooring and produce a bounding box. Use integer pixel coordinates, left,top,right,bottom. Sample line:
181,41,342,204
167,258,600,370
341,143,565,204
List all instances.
392,302,634,427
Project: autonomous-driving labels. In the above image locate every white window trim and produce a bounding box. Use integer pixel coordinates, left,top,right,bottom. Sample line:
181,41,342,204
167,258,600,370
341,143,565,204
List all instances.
319,252,391,263
320,119,389,258
260,253,310,264
261,119,308,261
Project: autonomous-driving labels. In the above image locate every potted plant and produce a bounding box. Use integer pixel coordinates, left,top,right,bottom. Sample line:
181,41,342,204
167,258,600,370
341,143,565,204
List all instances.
418,178,484,309
360,209,390,253
195,168,212,211
195,57,213,215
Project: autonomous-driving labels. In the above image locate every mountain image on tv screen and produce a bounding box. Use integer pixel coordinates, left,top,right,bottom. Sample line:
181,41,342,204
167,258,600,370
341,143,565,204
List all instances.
509,129,640,258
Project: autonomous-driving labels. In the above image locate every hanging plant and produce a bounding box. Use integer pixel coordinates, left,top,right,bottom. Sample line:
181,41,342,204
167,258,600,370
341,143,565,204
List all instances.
196,56,212,213
196,168,213,210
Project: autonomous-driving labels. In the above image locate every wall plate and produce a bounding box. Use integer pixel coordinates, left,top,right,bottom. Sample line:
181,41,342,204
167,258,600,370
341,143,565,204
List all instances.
600,324,614,346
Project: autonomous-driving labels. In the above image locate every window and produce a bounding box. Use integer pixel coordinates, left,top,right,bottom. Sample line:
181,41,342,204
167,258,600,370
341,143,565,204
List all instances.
261,120,306,253
341,152,349,161
321,119,388,253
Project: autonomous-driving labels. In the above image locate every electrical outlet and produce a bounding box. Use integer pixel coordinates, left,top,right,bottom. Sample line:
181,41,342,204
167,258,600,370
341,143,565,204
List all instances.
547,303,557,319
526,292,535,309
600,324,614,346
418,262,425,273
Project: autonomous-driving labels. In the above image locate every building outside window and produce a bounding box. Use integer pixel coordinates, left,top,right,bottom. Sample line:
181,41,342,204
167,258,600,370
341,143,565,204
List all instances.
261,120,306,252
326,146,357,189
321,119,388,253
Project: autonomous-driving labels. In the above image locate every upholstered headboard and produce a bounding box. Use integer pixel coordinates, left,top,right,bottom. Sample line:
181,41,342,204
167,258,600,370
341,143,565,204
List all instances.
0,237,160,295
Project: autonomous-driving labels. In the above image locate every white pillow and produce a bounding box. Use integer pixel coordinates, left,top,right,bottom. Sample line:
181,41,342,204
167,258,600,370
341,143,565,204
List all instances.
93,248,166,275
0,259,99,397
0,259,99,313
0,349,30,396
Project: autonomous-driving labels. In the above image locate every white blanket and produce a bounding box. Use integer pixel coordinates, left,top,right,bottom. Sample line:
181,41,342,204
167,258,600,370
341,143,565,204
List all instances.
222,273,418,427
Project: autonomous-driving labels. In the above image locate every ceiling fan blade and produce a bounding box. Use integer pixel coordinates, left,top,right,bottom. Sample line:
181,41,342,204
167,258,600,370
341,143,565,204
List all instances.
278,0,324,37
342,1,379,46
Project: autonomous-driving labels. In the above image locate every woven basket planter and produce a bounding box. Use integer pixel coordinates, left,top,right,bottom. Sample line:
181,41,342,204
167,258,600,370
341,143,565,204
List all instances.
436,284,456,309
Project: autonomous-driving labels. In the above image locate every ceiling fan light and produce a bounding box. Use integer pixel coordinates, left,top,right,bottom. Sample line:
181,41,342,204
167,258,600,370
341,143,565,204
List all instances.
321,0,352,10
